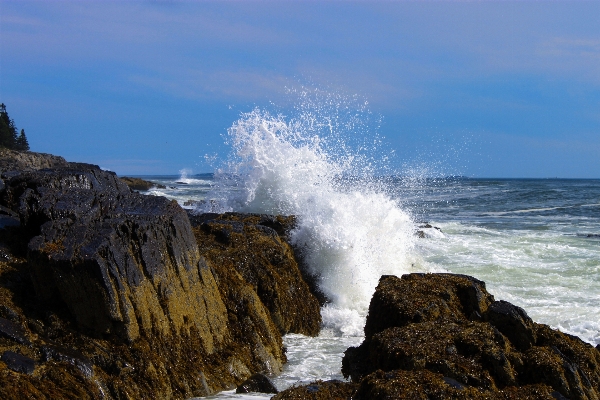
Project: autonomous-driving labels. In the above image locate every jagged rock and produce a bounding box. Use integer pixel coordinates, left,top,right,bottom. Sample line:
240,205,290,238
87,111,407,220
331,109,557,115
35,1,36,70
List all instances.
486,300,537,351
352,369,559,400
362,273,494,339
119,176,165,191
189,212,321,336
0,153,292,398
0,148,69,172
0,205,20,230
236,373,279,394
340,274,600,399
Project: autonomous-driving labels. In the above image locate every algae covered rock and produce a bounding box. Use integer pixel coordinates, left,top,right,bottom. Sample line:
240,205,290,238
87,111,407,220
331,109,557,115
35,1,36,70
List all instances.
342,273,600,400
272,379,358,400
189,212,322,337
276,273,599,400
0,153,293,398
119,176,165,191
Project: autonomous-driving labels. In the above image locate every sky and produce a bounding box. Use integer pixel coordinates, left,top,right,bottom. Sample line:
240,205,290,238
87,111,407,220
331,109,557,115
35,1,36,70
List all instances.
1,1,599,177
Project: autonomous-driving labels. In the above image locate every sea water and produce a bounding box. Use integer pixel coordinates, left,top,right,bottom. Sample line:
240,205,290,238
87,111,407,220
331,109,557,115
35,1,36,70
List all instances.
139,108,600,399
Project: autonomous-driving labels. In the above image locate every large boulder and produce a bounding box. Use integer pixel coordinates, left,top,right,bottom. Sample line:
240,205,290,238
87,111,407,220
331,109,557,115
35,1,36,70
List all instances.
189,212,322,336
0,153,288,398
275,273,600,400
341,274,600,399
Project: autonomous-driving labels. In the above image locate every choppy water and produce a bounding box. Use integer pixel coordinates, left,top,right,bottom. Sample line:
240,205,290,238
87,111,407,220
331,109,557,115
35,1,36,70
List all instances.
138,107,599,399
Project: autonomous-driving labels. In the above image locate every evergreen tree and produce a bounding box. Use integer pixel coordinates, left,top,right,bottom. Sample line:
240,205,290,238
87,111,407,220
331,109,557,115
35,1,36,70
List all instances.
0,103,29,151
0,103,16,149
16,129,30,151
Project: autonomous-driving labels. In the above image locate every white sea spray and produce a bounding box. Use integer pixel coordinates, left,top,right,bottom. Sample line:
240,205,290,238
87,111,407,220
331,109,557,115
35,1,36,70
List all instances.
200,104,421,333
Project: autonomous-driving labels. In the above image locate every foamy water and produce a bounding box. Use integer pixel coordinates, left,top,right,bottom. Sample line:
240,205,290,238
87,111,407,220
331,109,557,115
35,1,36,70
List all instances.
196,108,420,335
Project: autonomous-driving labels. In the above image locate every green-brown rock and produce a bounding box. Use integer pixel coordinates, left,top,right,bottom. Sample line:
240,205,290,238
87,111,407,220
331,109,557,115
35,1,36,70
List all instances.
0,151,298,399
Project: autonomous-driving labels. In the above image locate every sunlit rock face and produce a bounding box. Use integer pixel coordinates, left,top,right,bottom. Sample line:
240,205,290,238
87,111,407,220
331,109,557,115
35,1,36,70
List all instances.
342,273,600,399
188,211,322,337
0,151,302,398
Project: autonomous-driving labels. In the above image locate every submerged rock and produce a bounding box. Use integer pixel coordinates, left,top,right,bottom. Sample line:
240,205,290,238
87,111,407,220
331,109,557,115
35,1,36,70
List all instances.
236,373,279,394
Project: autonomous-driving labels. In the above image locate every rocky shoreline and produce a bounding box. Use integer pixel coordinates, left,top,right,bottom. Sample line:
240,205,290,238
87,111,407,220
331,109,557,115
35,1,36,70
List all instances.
0,149,320,399
1,149,599,399
274,275,600,399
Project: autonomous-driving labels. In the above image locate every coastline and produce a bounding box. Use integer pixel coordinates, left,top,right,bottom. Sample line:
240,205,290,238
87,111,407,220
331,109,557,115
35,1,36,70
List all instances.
1,150,599,399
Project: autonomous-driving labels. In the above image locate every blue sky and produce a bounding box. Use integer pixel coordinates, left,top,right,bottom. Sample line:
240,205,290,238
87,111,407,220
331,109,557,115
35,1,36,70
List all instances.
1,1,599,177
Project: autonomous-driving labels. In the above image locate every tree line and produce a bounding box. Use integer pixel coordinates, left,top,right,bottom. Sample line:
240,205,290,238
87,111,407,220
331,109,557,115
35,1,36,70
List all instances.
1,103,30,151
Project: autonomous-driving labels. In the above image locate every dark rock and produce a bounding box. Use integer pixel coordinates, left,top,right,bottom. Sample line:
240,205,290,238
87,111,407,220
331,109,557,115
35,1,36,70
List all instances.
0,148,69,172
416,224,443,238
0,205,18,217
0,306,20,322
1,351,35,374
236,373,278,394
42,345,94,378
272,380,358,400
119,176,165,191
183,199,202,207
190,212,321,336
362,273,493,340
485,300,537,351
0,154,295,398
0,317,30,345
0,215,20,229
443,376,465,389
354,369,486,399
347,320,520,388
341,273,600,399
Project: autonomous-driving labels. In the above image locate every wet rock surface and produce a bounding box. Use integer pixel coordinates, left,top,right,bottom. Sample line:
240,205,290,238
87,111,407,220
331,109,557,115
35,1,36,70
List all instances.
1,350,36,374
189,212,322,336
119,176,165,191
276,273,600,400
272,379,358,400
351,274,600,399
236,373,279,394
0,150,320,399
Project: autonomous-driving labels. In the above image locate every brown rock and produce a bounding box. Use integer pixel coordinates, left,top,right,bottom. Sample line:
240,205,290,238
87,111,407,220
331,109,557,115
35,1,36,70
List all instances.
190,212,322,336
341,274,600,399
363,273,494,340
119,176,165,191
0,158,290,398
272,379,358,400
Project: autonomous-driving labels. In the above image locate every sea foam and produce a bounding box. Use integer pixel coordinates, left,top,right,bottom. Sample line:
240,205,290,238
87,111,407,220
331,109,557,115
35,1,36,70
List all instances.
200,107,420,334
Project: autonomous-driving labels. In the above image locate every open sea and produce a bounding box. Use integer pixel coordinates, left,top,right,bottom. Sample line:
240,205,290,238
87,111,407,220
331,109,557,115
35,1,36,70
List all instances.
135,108,599,399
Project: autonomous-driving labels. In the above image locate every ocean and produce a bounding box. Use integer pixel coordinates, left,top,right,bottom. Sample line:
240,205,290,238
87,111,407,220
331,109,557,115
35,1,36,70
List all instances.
136,109,599,399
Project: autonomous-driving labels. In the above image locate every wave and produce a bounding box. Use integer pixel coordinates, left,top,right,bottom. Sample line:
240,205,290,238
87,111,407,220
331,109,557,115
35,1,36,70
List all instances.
199,107,420,334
